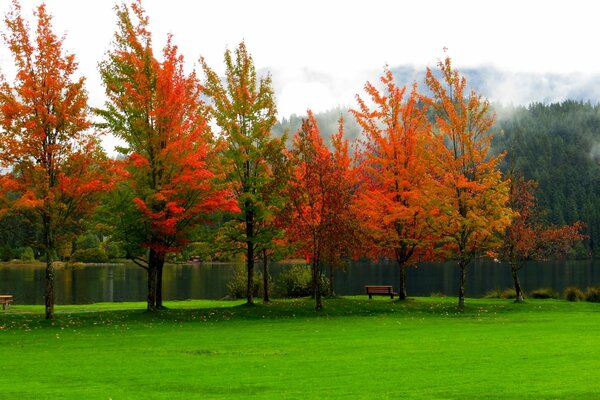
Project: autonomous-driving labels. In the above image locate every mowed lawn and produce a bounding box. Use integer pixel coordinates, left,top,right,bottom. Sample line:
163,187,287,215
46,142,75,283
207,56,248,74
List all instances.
1,297,599,399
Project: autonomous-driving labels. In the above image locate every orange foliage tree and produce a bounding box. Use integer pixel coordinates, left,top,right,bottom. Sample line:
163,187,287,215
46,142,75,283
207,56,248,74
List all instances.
0,1,111,319
499,176,585,302
352,68,438,300
287,111,357,310
425,57,512,309
97,1,236,311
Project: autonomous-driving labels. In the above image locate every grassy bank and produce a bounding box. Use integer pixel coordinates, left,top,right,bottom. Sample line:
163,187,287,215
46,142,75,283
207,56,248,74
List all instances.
1,297,599,399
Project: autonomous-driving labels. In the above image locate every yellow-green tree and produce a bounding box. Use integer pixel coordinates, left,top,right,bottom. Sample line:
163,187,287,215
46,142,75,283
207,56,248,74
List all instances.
425,57,512,309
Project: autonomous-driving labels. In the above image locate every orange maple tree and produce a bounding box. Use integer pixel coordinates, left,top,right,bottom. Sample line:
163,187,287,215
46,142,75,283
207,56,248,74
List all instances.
287,111,357,310
352,68,438,300
0,1,111,319
425,56,512,309
499,176,584,302
97,1,237,311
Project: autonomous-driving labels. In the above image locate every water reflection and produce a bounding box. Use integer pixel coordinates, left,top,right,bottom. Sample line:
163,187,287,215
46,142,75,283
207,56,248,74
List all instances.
0,259,599,305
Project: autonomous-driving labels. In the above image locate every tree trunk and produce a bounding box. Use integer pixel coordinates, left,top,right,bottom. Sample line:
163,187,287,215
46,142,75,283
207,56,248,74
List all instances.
147,248,164,312
45,250,54,320
156,254,166,309
398,263,408,300
43,216,54,320
246,208,254,305
262,249,269,303
313,260,322,310
458,260,467,310
511,263,524,303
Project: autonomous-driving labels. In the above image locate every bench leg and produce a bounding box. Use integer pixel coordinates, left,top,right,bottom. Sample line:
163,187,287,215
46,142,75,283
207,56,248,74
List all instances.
368,294,372,299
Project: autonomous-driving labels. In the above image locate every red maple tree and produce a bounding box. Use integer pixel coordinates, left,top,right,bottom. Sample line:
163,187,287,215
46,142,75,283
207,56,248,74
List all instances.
0,1,111,319
98,1,237,311
287,111,357,310
498,176,585,302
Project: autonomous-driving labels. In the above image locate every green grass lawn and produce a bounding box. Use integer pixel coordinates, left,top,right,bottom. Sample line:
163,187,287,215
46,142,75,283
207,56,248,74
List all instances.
1,297,599,399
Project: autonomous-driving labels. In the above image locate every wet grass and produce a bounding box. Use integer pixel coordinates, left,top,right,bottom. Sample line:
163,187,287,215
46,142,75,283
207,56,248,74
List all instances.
1,296,599,399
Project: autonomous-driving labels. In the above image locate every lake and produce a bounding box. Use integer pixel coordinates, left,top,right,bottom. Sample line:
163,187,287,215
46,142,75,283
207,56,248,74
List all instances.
1,259,599,304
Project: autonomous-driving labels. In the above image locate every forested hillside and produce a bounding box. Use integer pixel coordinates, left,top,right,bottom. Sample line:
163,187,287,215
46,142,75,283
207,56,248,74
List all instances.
492,101,600,256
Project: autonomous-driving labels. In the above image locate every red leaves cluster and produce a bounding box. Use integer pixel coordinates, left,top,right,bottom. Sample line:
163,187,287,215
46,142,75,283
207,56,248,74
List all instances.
102,1,238,255
286,111,357,268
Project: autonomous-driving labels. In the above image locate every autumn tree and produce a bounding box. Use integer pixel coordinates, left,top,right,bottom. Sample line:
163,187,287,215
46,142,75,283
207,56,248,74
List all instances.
352,68,437,300
97,1,236,311
0,1,110,319
425,56,512,309
287,111,356,310
498,176,584,302
201,42,285,305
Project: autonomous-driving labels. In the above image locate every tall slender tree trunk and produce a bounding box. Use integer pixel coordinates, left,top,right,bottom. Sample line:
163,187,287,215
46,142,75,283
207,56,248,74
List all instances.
45,250,54,320
147,248,163,312
156,254,165,309
313,259,322,310
398,263,407,300
458,260,467,310
511,262,524,303
246,207,254,305
262,249,269,303
43,217,54,320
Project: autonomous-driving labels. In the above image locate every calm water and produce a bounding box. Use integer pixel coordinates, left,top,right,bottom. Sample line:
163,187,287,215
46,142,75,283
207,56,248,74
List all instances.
1,259,599,305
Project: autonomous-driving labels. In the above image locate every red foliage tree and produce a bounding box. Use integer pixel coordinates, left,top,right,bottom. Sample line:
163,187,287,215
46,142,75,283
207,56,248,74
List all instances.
97,1,237,311
498,176,585,302
0,1,111,319
352,68,438,299
287,111,357,310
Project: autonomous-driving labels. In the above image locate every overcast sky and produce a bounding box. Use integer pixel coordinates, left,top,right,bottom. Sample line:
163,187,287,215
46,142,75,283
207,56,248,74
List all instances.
0,0,598,136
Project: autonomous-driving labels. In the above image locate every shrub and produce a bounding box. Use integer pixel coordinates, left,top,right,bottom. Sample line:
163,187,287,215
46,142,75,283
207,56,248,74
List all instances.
564,286,585,302
585,286,600,303
274,265,331,298
70,247,108,263
484,288,516,299
105,241,125,259
19,246,35,262
530,288,559,299
76,234,101,250
227,265,263,299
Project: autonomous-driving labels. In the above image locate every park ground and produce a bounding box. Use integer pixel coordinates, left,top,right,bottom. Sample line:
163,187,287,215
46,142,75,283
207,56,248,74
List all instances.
1,296,599,399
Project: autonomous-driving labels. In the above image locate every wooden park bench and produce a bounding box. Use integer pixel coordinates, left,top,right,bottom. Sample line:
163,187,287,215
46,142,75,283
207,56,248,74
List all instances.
0,295,13,310
365,285,398,299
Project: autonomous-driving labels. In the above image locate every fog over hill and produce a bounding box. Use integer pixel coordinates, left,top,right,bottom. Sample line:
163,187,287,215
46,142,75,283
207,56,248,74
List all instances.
273,64,600,141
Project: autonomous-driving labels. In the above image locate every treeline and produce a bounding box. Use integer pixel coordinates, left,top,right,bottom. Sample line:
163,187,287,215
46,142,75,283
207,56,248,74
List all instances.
0,1,585,319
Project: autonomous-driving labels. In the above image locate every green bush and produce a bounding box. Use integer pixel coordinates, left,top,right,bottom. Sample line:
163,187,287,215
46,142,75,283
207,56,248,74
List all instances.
105,241,125,259
70,247,108,263
585,287,600,303
274,265,331,298
484,288,517,299
564,286,585,302
19,246,35,262
227,265,263,299
530,288,559,299
76,234,101,250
